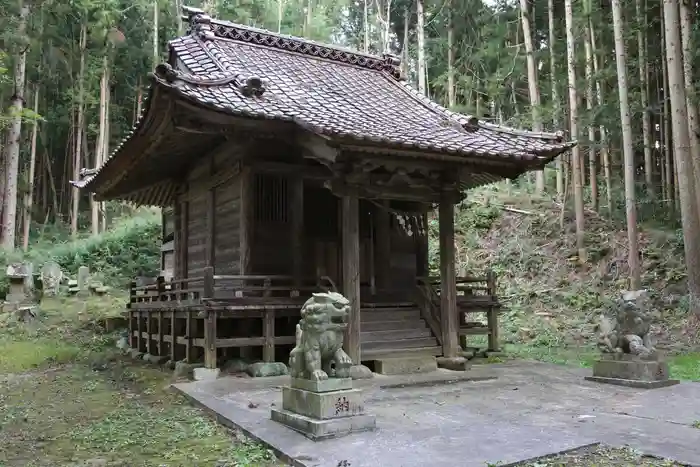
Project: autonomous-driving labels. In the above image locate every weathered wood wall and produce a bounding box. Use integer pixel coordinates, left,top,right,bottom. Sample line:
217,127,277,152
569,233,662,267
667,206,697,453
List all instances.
170,139,428,303
175,142,244,278
213,176,241,275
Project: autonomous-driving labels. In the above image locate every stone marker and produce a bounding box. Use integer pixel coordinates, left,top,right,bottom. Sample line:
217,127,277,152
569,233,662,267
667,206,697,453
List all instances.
586,289,680,389
6,263,31,304
271,292,376,440
77,266,90,295
41,262,63,296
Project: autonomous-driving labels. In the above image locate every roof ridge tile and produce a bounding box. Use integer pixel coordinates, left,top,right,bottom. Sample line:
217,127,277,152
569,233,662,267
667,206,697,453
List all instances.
181,5,402,79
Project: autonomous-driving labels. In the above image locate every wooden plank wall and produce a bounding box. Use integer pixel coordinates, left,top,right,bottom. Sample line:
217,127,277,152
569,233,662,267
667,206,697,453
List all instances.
180,144,243,278
187,193,207,277
214,178,241,274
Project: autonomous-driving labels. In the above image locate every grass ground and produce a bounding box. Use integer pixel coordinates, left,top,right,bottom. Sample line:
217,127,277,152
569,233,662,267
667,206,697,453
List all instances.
514,445,686,466
0,295,279,467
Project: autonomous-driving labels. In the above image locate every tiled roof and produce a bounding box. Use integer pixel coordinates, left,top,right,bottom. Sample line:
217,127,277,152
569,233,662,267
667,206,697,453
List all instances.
77,6,575,198
159,7,574,163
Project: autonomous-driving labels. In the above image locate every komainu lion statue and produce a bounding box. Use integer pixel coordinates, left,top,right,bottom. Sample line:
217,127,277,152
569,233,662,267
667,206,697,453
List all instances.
596,289,656,359
289,292,353,381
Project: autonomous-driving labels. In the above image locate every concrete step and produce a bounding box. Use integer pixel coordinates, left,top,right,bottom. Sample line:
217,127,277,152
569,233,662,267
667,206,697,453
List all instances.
361,319,427,332
362,337,439,352
361,345,443,361
373,355,438,375
360,327,432,342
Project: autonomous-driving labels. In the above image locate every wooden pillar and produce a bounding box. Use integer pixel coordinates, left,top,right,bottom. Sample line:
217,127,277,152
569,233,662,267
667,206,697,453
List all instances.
439,193,459,358
240,166,252,277
342,193,361,364
179,192,189,280
290,176,304,285
239,166,253,360
173,203,181,277
205,157,215,269
374,200,391,291
416,210,429,277
203,266,217,369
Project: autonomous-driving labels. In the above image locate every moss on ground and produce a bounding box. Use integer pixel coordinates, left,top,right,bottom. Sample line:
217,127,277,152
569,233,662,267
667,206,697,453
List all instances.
0,295,280,467
513,444,686,466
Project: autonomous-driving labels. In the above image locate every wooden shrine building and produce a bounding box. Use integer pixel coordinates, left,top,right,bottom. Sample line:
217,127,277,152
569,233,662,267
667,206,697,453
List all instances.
74,6,575,373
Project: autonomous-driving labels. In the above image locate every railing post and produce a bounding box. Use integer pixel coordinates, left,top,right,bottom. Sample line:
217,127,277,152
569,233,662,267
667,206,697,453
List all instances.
156,275,165,301
128,280,136,309
486,270,499,352
203,266,214,299
203,267,217,369
128,280,136,349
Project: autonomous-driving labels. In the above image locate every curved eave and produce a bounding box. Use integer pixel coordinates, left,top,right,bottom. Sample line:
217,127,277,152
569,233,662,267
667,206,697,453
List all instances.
79,81,168,196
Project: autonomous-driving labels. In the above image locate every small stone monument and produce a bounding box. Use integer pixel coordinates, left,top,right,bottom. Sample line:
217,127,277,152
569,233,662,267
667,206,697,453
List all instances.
271,292,376,440
77,266,90,295
5,263,32,304
41,261,63,296
586,290,679,389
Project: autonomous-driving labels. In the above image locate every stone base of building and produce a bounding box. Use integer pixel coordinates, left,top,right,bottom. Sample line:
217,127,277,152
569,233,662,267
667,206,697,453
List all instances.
584,355,679,389
271,377,376,440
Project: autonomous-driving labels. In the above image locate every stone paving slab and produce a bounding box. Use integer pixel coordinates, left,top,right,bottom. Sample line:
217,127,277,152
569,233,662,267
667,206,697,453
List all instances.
174,361,700,467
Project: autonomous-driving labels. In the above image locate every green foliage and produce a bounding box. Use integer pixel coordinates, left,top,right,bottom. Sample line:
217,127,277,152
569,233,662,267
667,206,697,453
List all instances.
0,213,161,296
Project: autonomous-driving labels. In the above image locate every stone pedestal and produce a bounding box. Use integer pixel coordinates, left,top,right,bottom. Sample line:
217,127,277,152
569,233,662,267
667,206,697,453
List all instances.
271,378,376,440
585,354,680,389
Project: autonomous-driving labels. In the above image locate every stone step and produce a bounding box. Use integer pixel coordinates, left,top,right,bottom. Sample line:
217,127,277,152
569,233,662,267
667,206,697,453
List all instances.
360,309,421,321
373,355,438,375
361,337,439,352
360,327,432,342
361,319,428,332
361,345,443,361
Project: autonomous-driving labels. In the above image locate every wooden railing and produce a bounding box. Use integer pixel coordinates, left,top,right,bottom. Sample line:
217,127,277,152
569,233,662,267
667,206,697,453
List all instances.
416,272,501,352
128,267,324,309
415,277,443,347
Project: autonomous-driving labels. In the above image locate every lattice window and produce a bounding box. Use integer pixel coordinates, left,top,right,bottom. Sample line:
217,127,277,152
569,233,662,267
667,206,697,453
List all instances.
253,174,288,223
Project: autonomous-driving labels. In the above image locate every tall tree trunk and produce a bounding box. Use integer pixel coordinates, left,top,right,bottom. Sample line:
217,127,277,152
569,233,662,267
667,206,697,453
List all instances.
2,2,29,250
664,0,700,317
102,69,110,233
363,0,369,53
22,84,39,251
277,0,283,33
548,0,563,199
584,0,598,210
401,8,409,78
636,0,653,194
661,14,674,208
447,1,455,108
612,0,641,290
589,14,613,217
93,55,109,236
519,0,545,194
72,23,87,237
153,0,159,67
416,0,426,95
304,0,312,36
680,0,700,216
564,0,586,262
